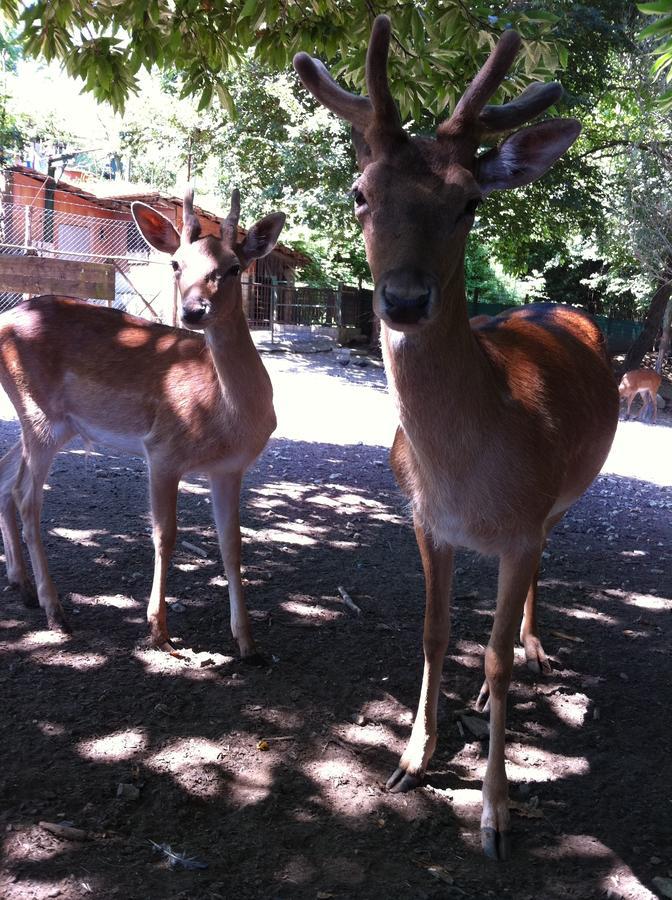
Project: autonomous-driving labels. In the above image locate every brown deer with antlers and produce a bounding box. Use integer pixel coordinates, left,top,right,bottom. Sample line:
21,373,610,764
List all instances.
0,189,284,662
295,18,619,858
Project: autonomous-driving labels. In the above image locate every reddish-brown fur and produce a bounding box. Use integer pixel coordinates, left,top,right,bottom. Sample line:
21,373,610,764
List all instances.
618,368,662,423
295,17,619,859
0,189,285,661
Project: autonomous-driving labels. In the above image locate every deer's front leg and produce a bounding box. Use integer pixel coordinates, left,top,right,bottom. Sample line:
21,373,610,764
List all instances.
387,519,453,793
481,546,541,861
209,470,259,662
147,470,179,648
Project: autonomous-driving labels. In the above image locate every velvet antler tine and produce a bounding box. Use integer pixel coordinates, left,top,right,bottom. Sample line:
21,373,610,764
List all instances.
293,52,372,131
181,185,201,244
480,82,563,132
221,188,240,244
445,30,522,130
366,14,402,131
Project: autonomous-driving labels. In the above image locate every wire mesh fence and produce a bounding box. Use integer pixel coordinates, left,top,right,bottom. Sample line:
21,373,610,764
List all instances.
0,199,173,319
0,200,374,346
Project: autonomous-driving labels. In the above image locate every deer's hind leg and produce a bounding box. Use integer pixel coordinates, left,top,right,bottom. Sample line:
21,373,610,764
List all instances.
0,441,36,606
13,424,73,631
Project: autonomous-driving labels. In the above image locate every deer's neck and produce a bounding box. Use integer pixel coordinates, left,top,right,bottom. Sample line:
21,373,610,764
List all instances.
382,274,493,452
204,304,274,426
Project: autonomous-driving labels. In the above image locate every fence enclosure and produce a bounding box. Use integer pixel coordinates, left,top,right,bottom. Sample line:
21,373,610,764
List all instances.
0,197,643,349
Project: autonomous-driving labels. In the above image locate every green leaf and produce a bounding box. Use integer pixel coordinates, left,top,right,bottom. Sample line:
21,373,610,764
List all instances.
216,82,237,119
638,14,672,38
238,0,258,22
197,83,212,111
637,1,672,14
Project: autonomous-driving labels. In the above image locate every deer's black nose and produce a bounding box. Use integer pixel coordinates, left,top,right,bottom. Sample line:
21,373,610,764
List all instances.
381,286,431,324
181,301,208,325
376,269,438,328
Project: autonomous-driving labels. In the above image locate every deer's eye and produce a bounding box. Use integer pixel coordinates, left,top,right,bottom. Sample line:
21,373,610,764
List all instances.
228,264,241,277
206,271,221,284
349,185,368,212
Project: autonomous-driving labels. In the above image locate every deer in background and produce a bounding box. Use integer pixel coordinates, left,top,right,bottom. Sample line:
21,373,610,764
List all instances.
618,368,662,423
295,17,619,858
0,188,284,662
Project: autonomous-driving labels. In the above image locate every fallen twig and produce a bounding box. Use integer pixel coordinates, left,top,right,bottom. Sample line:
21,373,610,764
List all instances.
181,540,208,558
337,585,362,616
40,821,90,841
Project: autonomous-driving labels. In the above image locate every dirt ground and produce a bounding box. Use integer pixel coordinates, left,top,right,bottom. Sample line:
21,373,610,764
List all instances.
0,347,670,900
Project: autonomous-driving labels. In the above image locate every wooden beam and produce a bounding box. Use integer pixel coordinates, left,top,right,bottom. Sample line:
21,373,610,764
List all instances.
0,254,115,302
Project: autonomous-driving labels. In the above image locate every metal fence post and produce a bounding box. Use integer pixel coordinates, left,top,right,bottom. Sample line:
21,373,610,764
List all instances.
336,283,343,332
271,277,278,345
23,206,31,251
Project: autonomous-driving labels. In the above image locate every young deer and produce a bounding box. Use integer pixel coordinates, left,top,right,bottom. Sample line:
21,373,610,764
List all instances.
0,189,284,661
618,368,662,423
295,17,619,858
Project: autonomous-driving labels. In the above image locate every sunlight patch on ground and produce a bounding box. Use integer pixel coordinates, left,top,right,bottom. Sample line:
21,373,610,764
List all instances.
543,601,619,626
78,728,148,761
340,720,407,749
39,651,107,670
7,630,69,651
426,786,482,823
281,599,344,622
602,420,672,486
0,619,23,629
73,593,138,609
603,588,672,611
307,491,391,513
265,355,396,447
534,835,657,899
133,647,235,677
250,481,311,502
450,742,589,783
179,480,209,495
242,525,317,547
543,691,590,728
51,527,103,547
145,737,272,804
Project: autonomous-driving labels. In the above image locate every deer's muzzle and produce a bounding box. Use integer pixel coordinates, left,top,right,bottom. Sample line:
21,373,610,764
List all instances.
375,269,438,330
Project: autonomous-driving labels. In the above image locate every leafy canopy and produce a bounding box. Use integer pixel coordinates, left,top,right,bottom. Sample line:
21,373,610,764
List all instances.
0,1,564,116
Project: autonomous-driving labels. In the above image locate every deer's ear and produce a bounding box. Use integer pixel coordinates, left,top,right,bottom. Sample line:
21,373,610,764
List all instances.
132,202,181,255
475,119,580,195
237,213,286,269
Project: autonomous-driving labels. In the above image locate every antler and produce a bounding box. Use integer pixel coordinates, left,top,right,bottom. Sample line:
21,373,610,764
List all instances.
294,16,563,150
181,186,202,244
221,189,240,245
294,14,405,147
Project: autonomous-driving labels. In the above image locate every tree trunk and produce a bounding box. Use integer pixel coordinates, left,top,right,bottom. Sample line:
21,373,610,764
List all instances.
622,279,672,374
655,295,672,374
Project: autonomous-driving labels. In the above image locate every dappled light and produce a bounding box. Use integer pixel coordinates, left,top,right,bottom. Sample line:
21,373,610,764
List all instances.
0,350,669,898
78,729,149,762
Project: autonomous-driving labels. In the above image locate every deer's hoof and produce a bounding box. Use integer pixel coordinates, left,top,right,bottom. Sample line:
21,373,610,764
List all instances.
241,650,268,668
15,581,38,608
523,635,552,676
386,766,423,793
481,826,511,861
475,680,490,713
47,609,72,634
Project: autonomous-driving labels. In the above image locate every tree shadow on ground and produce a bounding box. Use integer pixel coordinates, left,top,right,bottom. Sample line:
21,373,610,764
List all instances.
0,425,670,900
